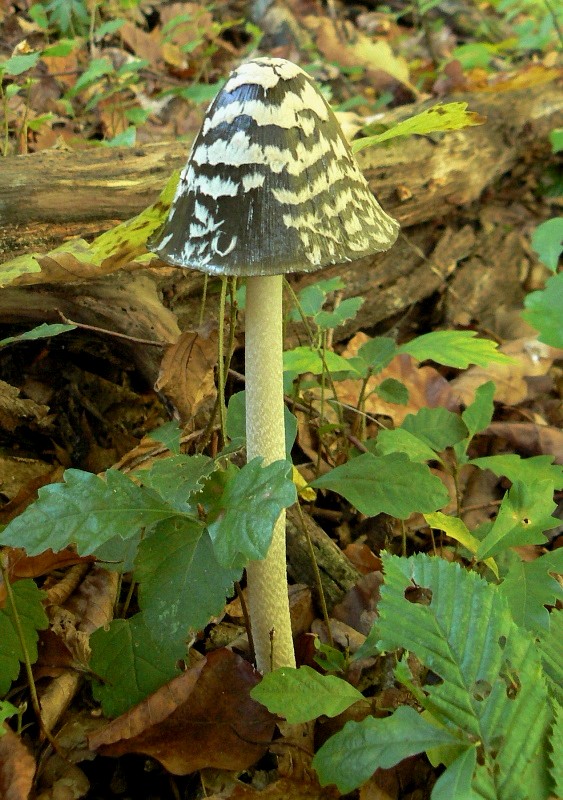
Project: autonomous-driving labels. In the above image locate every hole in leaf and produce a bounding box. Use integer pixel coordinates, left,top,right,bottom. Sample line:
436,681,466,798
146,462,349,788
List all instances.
471,679,492,701
404,583,432,605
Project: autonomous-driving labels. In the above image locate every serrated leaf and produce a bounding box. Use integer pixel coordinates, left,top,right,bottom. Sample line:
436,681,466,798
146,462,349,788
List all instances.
251,665,363,724
352,102,485,153
371,428,438,463
313,705,462,793
2,52,41,75
315,297,364,330
356,336,398,375
500,549,563,633
0,580,48,695
375,377,409,404
461,381,495,439
470,454,563,489
206,459,296,568
378,552,551,800
146,421,182,455
523,272,563,348
431,747,480,800
398,330,510,368
531,218,563,272
287,277,345,321
401,406,468,451
136,519,240,645
0,323,76,348
476,480,558,560
424,512,498,578
311,452,449,518
0,468,184,555
89,615,182,717
538,611,563,707
283,346,355,376
135,454,215,510
549,703,563,796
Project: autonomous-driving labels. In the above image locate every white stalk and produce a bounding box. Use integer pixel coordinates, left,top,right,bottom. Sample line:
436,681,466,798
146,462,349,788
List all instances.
245,274,296,672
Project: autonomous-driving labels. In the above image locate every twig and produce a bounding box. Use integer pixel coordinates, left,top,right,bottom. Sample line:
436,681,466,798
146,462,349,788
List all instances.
57,311,169,347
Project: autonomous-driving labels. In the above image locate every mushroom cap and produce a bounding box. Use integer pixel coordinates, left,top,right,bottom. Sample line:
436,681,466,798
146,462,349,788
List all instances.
149,57,399,277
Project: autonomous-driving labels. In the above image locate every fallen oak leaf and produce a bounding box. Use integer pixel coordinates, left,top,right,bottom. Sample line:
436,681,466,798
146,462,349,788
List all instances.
0,724,36,800
88,648,276,774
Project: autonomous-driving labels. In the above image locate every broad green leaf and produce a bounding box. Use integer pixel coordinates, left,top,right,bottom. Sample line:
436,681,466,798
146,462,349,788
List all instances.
288,277,345,321
226,391,297,457
146,420,182,455
398,330,510,368
538,611,563,707
375,378,408,404
550,704,563,797
500,549,563,633
431,747,480,800
206,459,296,568
370,428,438,463
42,39,78,56
476,480,558,560
251,665,363,724
0,254,42,287
531,218,563,272
0,468,184,556
283,346,354,376
401,406,468,451
311,452,449,518
0,323,76,347
103,127,136,147
2,52,41,75
136,519,240,645
92,531,141,573
90,615,182,717
352,102,484,153
378,552,551,800
356,336,397,375
470,454,563,489
313,705,462,794
0,580,48,695
523,273,563,348
550,128,563,153
135,454,215,510
424,512,498,578
0,700,19,733
66,57,113,97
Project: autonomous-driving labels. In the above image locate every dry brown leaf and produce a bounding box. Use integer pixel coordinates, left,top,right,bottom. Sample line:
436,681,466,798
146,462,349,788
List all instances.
0,725,36,800
155,323,218,425
450,337,563,406
0,380,49,432
119,21,163,69
484,422,563,464
35,754,89,800
206,776,339,799
332,571,384,636
302,16,410,88
0,455,55,502
88,649,276,774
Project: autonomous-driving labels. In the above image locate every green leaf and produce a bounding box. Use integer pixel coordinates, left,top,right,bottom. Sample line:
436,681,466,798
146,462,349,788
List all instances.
352,102,485,153
375,378,409,404
206,459,296,568
476,480,558,560
288,277,345,321
401,407,468,451
311,452,449,518
461,381,495,440
0,322,76,347
0,468,184,556
0,254,41,288
313,705,462,794
45,0,89,36
251,665,364,724
549,703,563,797
135,454,215,510
90,615,182,717
0,700,19,733
146,420,182,455
0,580,48,695
136,519,240,645
531,218,563,272
103,127,136,147
431,747,480,800
41,39,77,56
66,57,113,97
550,128,563,153
378,552,551,800
2,52,41,75
315,297,364,330
500,549,563,633
523,272,563,348
538,611,563,707
424,512,498,578
398,330,510,368
371,428,438,463
356,336,398,375
470,454,563,489
283,346,354,376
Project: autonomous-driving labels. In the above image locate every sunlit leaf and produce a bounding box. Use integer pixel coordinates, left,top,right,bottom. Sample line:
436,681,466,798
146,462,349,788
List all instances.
398,330,510,368
523,272,563,348
531,218,563,272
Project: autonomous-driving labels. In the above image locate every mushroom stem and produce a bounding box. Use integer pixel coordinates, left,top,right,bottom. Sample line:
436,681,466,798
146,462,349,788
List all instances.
244,274,296,672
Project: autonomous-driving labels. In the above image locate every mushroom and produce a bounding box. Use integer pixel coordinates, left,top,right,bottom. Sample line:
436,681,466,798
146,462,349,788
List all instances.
149,57,399,672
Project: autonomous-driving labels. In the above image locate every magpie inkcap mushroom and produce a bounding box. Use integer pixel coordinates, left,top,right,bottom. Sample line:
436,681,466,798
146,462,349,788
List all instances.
149,57,399,673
